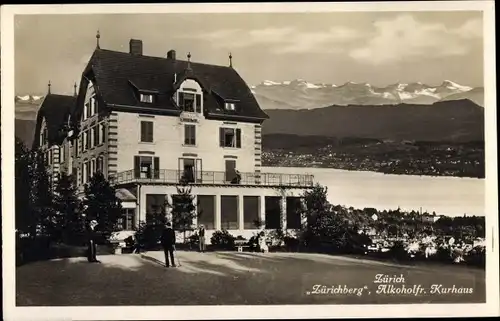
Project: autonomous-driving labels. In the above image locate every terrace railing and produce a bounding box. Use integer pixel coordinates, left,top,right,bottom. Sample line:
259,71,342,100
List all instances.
110,169,314,187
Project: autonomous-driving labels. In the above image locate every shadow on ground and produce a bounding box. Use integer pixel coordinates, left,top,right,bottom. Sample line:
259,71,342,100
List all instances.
16,251,486,306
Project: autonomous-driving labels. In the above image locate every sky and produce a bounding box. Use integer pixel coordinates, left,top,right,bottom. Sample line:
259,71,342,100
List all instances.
14,11,484,95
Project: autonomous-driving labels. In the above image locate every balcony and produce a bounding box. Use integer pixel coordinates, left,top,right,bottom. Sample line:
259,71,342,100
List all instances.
110,169,314,188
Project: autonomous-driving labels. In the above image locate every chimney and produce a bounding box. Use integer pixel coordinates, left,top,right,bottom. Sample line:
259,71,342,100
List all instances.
167,50,176,60
129,39,143,55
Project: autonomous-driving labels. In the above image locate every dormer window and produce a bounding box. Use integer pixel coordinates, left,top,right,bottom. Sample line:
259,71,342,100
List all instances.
176,79,203,114
178,91,202,113
140,93,154,103
225,102,236,111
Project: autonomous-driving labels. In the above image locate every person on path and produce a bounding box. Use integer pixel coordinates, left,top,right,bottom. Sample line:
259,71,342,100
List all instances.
87,220,101,263
161,222,176,268
198,224,206,253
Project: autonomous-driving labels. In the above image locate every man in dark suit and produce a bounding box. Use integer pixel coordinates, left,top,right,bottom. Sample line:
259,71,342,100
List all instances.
161,222,176,268
87,220,101,263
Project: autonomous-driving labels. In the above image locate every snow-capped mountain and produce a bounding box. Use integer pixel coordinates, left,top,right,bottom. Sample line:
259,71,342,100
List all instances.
252,79,484,110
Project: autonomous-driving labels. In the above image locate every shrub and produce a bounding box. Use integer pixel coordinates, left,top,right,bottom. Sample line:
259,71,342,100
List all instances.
389,241,409,260
210,230,236,250
135,222,163,250
283,236,300,252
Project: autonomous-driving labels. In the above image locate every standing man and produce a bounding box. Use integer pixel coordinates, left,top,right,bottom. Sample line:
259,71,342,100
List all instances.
198,224,206,253
87,220,101,263
161,222,176,268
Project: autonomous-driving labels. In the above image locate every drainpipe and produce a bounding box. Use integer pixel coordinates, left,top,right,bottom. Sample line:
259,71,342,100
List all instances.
136,183,142,229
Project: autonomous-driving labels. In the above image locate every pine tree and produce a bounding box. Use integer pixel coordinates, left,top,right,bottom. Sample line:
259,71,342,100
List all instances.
83,171,122,239
53,172,82,243
169,184,197,243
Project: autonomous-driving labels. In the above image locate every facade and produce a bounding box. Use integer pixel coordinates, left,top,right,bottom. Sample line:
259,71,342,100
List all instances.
33,35,314,242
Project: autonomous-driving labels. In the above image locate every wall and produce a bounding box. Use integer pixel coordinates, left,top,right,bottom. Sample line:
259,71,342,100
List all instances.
115,111,257,174
134,184,307,243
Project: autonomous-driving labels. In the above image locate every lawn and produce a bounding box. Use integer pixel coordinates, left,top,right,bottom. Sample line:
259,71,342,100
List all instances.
15,251,485,305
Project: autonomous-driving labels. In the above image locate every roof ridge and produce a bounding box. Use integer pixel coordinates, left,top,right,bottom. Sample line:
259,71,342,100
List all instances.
96,48,232,69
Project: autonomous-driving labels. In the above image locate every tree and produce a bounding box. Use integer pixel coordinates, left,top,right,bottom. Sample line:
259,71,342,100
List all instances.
83,171,122,239
30,150,56,240
15,137,35,235
168,184,197,243
53,172,83,244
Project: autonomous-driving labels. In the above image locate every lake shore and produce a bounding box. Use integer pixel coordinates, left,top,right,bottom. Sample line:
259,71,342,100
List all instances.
262,166,485,218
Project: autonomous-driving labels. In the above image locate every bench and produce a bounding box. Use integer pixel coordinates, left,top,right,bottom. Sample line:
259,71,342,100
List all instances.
234,239,249,252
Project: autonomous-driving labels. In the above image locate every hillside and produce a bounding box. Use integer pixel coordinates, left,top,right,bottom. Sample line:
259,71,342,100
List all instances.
261,99,484,142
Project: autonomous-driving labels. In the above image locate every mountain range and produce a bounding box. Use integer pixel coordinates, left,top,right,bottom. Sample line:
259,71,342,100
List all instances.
14,79,484,147
251,79,484,110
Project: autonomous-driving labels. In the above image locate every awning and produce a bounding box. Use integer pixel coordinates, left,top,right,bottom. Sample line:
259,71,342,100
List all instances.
115,188,137,202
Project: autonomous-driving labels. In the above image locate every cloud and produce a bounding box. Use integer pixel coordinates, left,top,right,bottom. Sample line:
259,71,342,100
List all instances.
176,26,361,54
349,15,483,65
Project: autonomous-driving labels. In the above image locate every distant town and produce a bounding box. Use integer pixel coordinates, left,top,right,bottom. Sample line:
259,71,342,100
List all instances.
262,136,485,178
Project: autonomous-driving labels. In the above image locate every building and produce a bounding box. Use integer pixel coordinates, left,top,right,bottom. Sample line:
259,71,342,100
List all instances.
33,33,314,242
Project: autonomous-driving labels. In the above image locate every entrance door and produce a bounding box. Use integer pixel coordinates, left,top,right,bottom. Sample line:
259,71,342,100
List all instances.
183,158,195,183
225,159,236,183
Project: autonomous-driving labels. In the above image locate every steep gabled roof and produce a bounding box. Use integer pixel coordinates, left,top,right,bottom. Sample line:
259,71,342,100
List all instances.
33,94,76,148
86,49,268,122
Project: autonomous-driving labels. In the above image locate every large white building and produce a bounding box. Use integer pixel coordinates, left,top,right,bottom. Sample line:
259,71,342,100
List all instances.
33,34,314,242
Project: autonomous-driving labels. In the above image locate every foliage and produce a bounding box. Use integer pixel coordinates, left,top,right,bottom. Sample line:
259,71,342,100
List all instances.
168,184,198,243
82,171,122,239
53,172,83,244
30,150,57,240
15,137,36,235
135,221,162,250
210,229,236,250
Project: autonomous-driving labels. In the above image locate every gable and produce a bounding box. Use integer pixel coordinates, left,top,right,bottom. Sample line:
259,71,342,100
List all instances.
33,94,76,149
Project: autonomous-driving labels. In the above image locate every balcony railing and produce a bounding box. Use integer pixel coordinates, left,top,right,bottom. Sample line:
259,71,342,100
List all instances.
110,169,314,187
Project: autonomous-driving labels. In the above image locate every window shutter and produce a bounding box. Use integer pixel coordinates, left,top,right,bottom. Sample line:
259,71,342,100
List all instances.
93,126,98,146
134,156,141,178
140,122,146,142
102,124,106,143
192,125,196,145
148,122,154,142
184,125,189,145
219,128,225,147
236,128,241,148
154,157,160,179
195,94,202,113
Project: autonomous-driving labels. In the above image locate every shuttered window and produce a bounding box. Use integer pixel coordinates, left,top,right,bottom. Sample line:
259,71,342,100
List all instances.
184,125,196,146
134,156,160,179
140,121,154,143
219,127,241,148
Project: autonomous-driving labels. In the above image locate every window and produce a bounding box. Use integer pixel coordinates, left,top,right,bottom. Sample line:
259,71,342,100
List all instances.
225,102,236,111
90,96,96,116
178,91,202,113
85,160,91,183
219,127,241,148
97,155,104,173
184,124,196,146
93,126,99,147
140,93,153,103
91,158,96,177
117,209,136,231
140,121,154,143
100,123,106,145
59,145,65,163
86,131,90,151
134,156,160,179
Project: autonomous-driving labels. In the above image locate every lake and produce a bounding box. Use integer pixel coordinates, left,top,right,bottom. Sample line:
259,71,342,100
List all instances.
263,166,485,217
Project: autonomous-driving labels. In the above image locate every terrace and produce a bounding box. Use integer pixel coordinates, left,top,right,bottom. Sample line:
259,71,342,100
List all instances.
110,169,314,188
